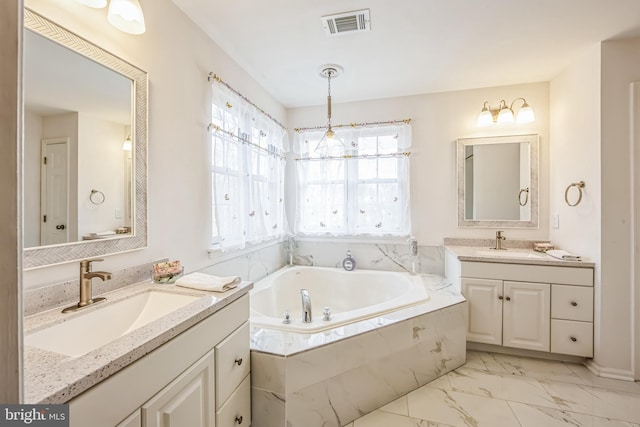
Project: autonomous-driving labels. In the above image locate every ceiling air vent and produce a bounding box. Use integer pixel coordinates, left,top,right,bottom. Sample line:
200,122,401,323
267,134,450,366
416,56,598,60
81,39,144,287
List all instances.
322,9,370,36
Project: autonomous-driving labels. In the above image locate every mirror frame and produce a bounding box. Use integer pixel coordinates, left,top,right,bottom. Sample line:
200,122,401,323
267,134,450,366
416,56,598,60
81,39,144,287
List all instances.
23,8,148,269
457,134,539,228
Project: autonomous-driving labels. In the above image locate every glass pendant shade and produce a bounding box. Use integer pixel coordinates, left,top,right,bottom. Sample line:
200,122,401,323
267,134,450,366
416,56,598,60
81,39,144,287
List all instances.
516,104,535,124
74,0,107,8
108,0,146,35
477,109,493,127
497,107,514,124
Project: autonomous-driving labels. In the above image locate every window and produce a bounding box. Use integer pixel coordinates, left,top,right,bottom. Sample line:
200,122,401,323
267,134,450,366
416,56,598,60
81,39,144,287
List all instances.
294,123,411,237
210,79,287,251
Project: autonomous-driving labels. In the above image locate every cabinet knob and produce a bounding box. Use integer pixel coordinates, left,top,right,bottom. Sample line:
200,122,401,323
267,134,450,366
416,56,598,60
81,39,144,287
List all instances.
498,295,503,300
235,358,243,366
235,415,244,424
570,336,577,342
505,296,511,301
571,301,578,307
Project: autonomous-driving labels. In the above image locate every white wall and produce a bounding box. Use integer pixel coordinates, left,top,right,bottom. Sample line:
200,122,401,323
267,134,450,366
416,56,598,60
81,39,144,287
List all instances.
600,37,640,379
77,113,127,238
287,82,550,245
23,0,287,289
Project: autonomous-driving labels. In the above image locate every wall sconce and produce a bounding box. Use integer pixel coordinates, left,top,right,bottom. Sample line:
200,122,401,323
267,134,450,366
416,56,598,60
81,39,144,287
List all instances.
477,98,535,127
122,135,132,151
73,0,146,35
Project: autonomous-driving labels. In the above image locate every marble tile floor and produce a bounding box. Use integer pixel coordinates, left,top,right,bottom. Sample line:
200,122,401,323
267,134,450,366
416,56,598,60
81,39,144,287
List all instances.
344,351,640,427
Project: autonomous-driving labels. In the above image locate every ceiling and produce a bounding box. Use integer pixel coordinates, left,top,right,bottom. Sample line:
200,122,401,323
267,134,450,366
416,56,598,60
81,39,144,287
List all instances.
171,0,640,109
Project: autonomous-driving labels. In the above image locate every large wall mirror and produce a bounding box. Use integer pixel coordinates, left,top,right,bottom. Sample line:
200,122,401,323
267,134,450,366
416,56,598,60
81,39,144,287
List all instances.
23,8,148,269
457,134,538,228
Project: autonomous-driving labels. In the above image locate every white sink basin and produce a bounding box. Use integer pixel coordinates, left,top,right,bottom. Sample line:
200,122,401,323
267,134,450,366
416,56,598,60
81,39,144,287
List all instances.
475,250,546,259
25,291,201,357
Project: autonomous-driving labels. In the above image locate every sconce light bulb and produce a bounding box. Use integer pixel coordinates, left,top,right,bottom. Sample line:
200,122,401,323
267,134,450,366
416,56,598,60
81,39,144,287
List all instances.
516,103,535,124
122,136,132,151
108,0,146,35
497,107,514,124
477,108,493,127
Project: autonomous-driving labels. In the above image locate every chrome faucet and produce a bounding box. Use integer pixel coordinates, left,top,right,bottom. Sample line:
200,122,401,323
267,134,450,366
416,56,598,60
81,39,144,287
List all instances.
62,258,112,313
492,230,506,250
301,288,312,323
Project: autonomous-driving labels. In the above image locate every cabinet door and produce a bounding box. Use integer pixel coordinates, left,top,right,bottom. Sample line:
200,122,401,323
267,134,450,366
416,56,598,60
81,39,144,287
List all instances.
503,281,550,352
461,278,503,345
143,349,215,427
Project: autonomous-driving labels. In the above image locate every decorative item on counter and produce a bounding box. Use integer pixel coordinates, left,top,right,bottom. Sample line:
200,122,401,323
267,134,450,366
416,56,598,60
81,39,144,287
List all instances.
153,260,184,284
546,249,582,261
115,227,129,234
533,242,555,252
175,272,240,292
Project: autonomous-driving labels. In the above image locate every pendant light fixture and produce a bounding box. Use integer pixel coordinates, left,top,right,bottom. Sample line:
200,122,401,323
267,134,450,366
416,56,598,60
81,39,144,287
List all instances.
315,65,344,152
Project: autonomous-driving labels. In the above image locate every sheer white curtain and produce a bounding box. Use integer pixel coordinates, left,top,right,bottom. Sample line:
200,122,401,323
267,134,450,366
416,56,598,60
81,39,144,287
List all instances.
293,123,411,237
210,80,288,251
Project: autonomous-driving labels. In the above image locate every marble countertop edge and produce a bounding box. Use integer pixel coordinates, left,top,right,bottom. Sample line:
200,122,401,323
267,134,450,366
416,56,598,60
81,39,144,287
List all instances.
445,245,595,268
24,280,253,404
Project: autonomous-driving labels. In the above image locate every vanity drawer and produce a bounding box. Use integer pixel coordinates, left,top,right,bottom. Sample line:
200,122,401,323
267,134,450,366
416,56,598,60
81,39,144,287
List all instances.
216,374,250,427
551,319,593,357
216,321,250,408
551,285,593,322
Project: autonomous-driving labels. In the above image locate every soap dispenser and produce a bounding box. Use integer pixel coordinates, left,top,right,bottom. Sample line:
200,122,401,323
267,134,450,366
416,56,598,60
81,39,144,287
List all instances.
342,250,356,271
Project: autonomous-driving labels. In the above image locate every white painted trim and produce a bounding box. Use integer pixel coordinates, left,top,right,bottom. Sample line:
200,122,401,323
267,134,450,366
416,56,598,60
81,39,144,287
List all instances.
584,358,636,382
207,237,285,265
630,82,640,381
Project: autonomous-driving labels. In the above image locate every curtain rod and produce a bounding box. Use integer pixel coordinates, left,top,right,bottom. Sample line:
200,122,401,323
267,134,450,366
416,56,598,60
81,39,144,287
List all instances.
208,73,287,130
294,119,411,133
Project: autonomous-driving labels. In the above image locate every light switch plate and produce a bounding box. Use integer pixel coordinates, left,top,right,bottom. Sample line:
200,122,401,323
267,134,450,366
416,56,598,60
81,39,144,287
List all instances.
552,212,560,229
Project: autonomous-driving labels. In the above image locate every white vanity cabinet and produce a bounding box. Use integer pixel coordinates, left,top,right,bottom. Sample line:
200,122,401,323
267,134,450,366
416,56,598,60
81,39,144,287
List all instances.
69,294,251,427
451,257,594,358
462,278,550,351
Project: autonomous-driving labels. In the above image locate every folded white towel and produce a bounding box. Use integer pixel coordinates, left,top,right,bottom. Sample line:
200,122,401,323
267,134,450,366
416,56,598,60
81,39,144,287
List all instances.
96,230,116,237
546,249,582,261
175,272,241,292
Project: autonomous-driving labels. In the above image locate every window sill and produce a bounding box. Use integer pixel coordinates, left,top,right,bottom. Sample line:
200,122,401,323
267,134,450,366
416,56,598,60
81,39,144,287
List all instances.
294,235,411,245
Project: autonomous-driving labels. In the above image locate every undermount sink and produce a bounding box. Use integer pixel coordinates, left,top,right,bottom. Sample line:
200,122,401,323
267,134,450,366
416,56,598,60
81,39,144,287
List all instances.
475,250,546,259
25,290,201,357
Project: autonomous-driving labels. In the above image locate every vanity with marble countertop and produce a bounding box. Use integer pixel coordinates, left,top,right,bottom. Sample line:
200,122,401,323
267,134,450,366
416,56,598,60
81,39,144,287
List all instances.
23,280,253,405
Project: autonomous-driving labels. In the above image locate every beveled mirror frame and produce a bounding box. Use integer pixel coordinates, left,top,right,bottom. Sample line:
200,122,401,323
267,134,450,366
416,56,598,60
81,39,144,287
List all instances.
23,8,148,269
457,134,539,228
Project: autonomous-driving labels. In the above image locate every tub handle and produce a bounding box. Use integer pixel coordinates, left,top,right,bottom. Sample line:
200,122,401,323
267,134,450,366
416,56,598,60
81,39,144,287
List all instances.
323,306,332,321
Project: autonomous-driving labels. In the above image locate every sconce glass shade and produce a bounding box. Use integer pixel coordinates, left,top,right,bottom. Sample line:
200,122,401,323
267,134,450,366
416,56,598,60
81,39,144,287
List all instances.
108,0,146,35
477,109,494,127
122,136,132,151
74,0,107,8
497,107,514,124
516,103,535,124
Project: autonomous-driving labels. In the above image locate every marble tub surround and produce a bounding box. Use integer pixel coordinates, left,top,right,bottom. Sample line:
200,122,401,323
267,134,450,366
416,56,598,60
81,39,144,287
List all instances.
23,258,165,316
203,239,287,283
250,276,467,427
345,351,640,427
23,280,253,403
445,244,595,268
293,240,445,275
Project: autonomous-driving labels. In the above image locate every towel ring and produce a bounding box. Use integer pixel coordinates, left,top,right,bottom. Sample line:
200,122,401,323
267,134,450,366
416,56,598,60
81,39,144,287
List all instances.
90,189,105,205
518,187,529,207
564,181,585,207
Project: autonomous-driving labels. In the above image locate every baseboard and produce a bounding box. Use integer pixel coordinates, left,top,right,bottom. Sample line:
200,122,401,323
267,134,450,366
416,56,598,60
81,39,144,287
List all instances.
584,359,636,382
467,342,586,364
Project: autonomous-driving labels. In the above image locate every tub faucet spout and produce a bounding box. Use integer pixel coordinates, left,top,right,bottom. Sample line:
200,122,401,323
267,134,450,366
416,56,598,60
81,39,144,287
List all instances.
301,288,312,323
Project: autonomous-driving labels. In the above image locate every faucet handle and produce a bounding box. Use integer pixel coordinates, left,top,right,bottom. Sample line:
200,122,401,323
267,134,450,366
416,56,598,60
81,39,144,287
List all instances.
496,230,504,239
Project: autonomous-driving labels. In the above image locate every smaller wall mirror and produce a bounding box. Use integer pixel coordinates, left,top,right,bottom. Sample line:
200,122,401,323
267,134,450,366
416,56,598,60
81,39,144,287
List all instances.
457,134,538,228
